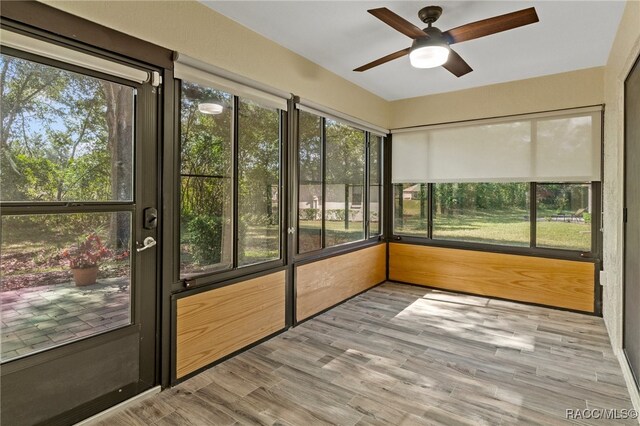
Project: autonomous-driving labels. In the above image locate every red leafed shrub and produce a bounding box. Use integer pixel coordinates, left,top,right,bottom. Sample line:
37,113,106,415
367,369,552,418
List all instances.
60,233,112,269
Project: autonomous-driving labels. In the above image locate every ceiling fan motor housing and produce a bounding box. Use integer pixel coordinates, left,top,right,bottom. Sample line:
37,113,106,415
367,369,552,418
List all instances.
418,6,443,25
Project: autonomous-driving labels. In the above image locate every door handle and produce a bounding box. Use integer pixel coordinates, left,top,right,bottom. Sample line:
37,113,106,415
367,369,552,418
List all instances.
136,236,157,253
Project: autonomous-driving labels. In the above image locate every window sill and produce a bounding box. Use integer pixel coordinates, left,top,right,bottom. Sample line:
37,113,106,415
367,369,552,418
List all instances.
390,236,595,263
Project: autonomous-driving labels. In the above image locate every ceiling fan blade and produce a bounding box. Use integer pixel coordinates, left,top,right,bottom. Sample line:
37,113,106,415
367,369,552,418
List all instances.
368,8,428,39
443,7,539,45
354,47,411,72
442,48,473,77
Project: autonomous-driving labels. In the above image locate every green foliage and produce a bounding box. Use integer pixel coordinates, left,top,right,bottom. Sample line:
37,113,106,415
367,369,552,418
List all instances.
433,183,528,214
1,54,130,203
299,208,320,221
325,120,365,185
186,214,224,265
327,209,346,221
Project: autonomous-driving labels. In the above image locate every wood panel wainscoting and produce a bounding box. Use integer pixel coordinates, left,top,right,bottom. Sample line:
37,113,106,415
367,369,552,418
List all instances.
389,243,594,312
175,271,286,379
296,244,387,321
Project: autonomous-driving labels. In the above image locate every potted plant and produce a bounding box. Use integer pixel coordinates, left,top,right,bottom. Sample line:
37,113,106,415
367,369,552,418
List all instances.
61,233,112,286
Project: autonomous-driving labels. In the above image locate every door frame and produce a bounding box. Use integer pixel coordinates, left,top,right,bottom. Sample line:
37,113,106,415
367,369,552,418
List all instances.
623,50,640,391
0,18,167,425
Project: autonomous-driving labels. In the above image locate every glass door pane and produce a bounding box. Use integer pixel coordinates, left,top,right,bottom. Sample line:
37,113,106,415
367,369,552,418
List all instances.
0,53,134,203
1,212,132,361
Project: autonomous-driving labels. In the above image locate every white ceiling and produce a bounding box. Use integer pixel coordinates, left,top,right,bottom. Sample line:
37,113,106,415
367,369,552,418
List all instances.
201,1,625,101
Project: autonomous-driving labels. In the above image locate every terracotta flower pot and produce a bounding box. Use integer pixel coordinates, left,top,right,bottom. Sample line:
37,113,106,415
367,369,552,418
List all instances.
71,266,99,286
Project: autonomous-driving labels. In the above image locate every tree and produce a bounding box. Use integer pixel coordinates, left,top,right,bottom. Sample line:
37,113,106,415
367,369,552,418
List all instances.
1,53,134,248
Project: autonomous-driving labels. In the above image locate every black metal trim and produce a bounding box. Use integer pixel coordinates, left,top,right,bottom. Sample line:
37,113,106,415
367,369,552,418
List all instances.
286,96,297,328
175,266,289,300
180,173,229,179
279,108,288,273
321,117,327,250
622,51,640,391
529,182,537,248
592,180,603,315
34,382,145,426
171,81,182,288
389,238,595,263
160,72,178,389
364,132,371,239
181,259,285,291
232,95,240,269
0,204,135,215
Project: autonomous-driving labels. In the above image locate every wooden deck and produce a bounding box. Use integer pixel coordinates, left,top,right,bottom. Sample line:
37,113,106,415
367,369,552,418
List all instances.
94,282,634,425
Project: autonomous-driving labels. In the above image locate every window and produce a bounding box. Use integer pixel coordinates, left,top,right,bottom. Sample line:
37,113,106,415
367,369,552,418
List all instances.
0,55,133,202
297,111,323,253
393,183,428,237
536,183,591,251
296,111,383,254
432,183,530,246
391,107,600,255
180,82,233,276
369,135,383,236
237,99,281,266
0,53,135,361
179,81,282,279
325,120,365,247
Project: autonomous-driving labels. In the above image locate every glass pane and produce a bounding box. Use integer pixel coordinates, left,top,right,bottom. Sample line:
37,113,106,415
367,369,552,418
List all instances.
369,135,382,236
1,212,131,362
0,54,134,202
298,111,323,253
325,120,365,247
179,82,233,277
370,185,381,236
393,183,428,236
536,183,591,251
238,99,280,266
433,183,530,246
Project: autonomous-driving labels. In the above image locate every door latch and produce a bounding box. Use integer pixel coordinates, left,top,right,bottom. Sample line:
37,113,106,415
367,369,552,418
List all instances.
143,207,158,229
136,236,157,253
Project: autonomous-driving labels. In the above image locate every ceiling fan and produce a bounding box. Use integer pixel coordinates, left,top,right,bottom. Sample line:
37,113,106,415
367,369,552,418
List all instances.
354,5,539,77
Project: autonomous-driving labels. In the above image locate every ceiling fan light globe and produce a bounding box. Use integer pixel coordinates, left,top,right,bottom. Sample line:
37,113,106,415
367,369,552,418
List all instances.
198,102,224,115
409,45,450,68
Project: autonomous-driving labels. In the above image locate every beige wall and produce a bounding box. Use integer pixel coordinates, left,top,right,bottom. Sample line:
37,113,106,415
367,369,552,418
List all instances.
602,0,640,411
389,67,604,128
40,0,390,128
41,0,640,409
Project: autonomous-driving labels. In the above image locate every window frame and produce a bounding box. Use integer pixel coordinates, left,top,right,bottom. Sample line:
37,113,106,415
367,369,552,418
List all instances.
294,109,384,260
390,180,601,262
176,80,287,288
367,133,384,239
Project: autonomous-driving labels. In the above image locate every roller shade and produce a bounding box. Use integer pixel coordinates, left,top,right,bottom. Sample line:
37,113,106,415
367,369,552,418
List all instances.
297,99,389,137
391,107,602,183
0,29,151,84
174,53,289,111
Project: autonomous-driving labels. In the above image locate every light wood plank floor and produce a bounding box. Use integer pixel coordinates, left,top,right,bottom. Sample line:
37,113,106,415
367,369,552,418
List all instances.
94,282,635,425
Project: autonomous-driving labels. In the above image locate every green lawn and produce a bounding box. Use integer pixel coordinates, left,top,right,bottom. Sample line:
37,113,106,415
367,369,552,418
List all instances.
395,201,590,251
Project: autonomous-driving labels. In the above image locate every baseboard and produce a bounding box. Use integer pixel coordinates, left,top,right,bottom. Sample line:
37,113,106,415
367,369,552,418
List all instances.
613,346,640,415
74,386,161,425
